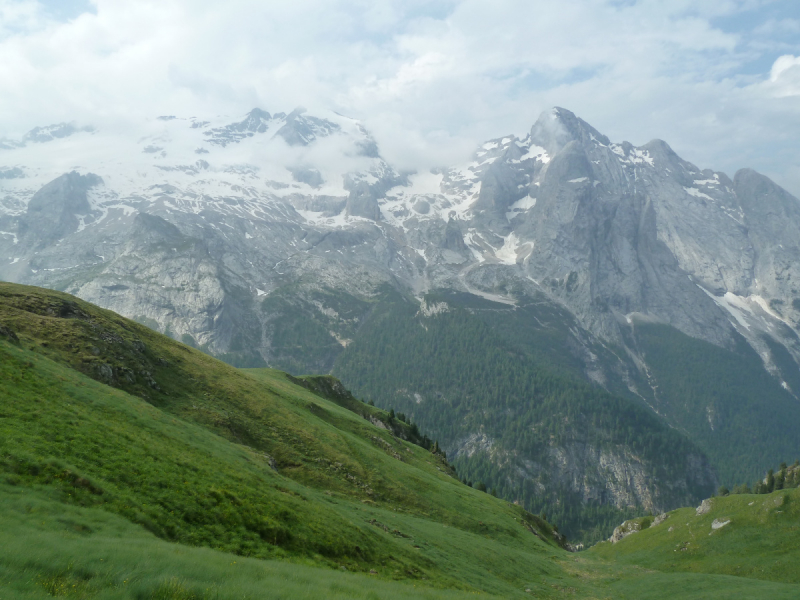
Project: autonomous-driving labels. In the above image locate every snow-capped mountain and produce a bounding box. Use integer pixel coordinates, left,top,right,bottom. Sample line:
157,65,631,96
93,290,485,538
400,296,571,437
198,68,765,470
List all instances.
2,106,800,530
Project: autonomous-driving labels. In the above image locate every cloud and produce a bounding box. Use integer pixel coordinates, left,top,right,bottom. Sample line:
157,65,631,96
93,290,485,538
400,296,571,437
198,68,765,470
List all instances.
768,54,800,96
0,0,799,196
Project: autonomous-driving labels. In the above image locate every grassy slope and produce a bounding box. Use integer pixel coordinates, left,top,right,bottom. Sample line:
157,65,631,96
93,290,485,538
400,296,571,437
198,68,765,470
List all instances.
591,487,800,585
0,485,478,600
0,282,572,597
1,282,799,598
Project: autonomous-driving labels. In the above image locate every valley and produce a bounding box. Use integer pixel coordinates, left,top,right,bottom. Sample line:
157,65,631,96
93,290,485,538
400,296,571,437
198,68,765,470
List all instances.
1,283,799,598
2,105,800,544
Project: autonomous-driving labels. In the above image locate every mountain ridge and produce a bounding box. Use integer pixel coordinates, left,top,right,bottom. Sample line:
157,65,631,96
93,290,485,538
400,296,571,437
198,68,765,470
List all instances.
2,105,800,539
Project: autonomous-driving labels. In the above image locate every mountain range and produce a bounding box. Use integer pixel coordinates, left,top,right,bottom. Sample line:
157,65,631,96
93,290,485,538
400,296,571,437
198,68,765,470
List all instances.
2,105,799,541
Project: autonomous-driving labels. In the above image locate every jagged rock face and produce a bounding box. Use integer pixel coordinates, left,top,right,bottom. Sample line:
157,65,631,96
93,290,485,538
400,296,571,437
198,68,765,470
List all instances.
2,105,798,381
1,105,799,522
544,443,707,513
18,172,102,250
513,441,715,514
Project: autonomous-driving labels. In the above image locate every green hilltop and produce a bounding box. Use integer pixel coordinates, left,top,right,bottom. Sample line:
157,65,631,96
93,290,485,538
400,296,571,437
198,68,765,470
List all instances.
591,486,800,585
1,282,799,598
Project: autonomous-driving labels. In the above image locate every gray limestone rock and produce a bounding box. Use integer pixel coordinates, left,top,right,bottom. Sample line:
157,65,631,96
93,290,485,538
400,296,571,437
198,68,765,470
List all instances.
3,105,800,528
289,166,324,188
345,182,382,221
275,107,340,146
18,171,102,249
530,107,610,155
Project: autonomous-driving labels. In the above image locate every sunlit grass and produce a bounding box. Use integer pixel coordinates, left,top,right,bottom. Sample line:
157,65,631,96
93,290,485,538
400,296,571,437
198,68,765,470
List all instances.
2,282,800,599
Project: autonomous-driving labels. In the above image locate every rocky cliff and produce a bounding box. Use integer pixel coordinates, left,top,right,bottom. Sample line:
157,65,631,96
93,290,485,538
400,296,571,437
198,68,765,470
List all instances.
2,105,799,538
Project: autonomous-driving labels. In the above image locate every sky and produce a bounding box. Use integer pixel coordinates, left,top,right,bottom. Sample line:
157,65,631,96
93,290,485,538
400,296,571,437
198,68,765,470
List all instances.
1,0,799,196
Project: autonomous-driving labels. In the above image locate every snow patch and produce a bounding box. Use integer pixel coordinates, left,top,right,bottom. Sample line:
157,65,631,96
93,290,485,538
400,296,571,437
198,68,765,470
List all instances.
693,175,720,186
494,232,533,265
701,287,795,333
505,195,537,221
711,291,753,330
630,149,654,166
0,231,18,244
684,187,713,201
750,295,787,323
568,177,588,183
521,144,548,162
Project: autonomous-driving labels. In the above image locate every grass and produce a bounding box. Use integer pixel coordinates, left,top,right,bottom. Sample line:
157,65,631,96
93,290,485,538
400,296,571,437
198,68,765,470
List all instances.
591,487,800,584
0,485,484,600
2,281,800,598
4,484,799,599
0,282,571,597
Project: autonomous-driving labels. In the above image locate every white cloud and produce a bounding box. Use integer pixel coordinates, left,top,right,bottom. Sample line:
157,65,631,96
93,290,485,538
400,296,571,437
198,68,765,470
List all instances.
0,0,799,196
768,54,800,96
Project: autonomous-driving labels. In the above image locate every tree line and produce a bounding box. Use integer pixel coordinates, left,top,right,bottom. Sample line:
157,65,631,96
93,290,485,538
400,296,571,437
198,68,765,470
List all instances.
718,460,800,496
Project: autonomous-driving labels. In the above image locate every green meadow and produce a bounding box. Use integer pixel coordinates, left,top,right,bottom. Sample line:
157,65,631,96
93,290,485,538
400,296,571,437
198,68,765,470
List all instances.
591,487,800,583
1,282,799,598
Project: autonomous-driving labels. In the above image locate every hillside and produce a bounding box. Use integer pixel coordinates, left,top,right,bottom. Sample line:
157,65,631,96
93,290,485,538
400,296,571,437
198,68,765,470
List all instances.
591,486,800,586
3,283,800,598
0,282,569,596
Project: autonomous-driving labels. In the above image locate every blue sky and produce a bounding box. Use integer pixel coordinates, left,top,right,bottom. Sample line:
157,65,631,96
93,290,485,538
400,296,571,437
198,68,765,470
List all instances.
1,0,799,196
37,0,94,21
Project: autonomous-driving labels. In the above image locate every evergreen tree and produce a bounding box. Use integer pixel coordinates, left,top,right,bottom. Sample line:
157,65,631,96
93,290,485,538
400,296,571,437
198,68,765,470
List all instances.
766,469,775,493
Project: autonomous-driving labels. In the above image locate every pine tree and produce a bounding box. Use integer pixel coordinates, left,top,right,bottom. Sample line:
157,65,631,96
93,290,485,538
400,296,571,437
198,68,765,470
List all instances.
766,469,775,493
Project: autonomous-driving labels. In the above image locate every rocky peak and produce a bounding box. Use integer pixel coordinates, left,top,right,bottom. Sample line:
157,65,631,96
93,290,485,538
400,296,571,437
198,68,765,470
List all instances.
130,213,187,246
18,171,102,248
530,107,610,155
203,108,274,146
23,123,82,144
275,107,341,146
640,138,678,164
234,108,272,132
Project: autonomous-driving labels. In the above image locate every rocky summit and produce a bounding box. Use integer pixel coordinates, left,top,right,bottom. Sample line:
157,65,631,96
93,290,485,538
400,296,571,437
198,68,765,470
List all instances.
2,106,800,540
